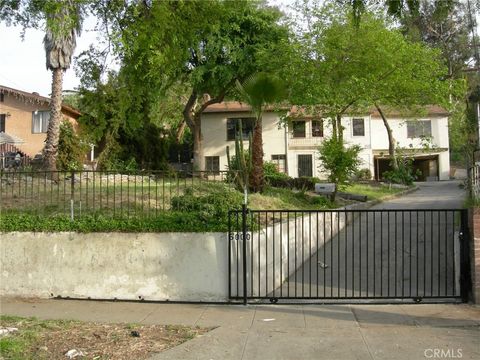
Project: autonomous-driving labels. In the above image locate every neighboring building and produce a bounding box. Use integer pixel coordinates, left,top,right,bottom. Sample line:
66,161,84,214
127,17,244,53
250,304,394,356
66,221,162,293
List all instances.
201,102,450,181
0,85,81,160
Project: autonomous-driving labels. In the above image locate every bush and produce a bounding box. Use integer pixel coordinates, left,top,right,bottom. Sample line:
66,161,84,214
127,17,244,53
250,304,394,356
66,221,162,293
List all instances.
57,121,88,171
354,168,372,181
171,186,243,223
383,157,420,185
318,137,361,191
0,212,231,232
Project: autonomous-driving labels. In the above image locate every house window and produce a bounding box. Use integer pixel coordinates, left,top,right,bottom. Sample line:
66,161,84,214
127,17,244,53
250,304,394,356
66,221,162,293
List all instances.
0,114,5,132
312,120,323,137
0,93,4,102
226,118,255,141
292,120,306,138
352,118,365,136
205,156,220,173
271,154,286,173
32,111,50,133
407,120,432,138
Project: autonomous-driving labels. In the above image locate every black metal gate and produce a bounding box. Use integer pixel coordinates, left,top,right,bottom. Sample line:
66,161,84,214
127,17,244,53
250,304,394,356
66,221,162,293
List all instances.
228,208,471,304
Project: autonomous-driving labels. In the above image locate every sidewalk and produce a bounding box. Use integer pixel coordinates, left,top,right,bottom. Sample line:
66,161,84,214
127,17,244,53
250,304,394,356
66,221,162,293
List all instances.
1,297,479,360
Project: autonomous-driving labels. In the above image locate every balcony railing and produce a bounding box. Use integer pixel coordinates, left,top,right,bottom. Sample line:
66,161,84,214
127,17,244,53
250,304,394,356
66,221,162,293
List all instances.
289,132,324,147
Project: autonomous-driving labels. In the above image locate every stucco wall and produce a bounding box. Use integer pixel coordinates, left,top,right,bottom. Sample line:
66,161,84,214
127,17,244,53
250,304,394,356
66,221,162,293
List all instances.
202,111,286,172
0,232,229,301
0,93,78,157
201,111,450,180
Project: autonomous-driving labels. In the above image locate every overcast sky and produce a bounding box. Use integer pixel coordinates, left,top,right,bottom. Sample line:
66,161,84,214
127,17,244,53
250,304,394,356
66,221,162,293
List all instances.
0,0,477,98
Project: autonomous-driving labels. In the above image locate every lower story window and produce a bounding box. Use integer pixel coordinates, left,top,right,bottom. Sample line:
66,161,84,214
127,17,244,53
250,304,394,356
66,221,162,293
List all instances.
0,114,5,132
271,154,286,173
205,156,220,173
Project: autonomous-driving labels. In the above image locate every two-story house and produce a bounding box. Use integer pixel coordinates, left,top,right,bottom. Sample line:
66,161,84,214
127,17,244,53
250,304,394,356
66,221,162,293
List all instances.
201,102,450,181
0,85,81,161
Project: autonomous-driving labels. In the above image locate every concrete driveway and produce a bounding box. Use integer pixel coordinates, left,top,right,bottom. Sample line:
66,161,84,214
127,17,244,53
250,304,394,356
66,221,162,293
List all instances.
373,180,466,210
276,181,467,301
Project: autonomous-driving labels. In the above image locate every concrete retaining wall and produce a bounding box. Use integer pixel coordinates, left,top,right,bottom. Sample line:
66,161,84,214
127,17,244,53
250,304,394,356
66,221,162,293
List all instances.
0,232,229,301
0,197,389,302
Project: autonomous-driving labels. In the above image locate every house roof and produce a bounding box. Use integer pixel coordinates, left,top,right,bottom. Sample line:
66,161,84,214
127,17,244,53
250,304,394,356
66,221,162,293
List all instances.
204,101,449,117
0,85,82,118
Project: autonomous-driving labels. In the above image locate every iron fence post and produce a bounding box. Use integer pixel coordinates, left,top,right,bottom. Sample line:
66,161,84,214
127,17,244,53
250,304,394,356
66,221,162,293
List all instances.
459,209,472,303
242,203,248,305
70,170,75,221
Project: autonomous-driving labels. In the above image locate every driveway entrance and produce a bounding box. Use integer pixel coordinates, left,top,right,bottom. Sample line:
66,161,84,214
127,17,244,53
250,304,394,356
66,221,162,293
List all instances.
228,182,471,304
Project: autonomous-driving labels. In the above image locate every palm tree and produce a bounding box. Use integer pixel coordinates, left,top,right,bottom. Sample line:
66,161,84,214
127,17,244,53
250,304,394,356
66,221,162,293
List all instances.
42,1,82,172
236,72,285,192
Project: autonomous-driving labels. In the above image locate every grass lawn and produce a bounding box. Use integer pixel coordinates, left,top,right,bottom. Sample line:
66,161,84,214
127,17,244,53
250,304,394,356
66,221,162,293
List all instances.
0,315,209,360
249,186,336,210
344,183,409,201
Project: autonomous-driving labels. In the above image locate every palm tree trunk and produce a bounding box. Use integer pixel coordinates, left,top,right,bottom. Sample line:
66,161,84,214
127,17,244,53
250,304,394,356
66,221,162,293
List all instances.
375,104,398,170
250,115,264,192
43,68,64,172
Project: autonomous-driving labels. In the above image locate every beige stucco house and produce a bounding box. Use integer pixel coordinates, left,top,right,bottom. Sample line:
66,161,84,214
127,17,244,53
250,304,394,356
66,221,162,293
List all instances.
0,85,81,160
201,102,450,181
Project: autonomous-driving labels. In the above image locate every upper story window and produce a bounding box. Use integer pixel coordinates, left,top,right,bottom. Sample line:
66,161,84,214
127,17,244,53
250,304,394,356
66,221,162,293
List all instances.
352,118,365,136
407,120,432,139
226,117,255,141
292,120,306,138
0,114,5,132
312,120,323,137
32,111,50,133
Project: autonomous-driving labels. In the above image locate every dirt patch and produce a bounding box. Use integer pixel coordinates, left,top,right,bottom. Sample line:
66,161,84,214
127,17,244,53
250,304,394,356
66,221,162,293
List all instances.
0,316,210,360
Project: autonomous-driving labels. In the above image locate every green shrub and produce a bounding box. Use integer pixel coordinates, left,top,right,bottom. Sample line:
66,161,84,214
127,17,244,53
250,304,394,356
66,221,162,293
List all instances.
57,121,88,171
354,168,372,181
0,212,231,233
383,157,420,185
318,137,361,192
171,186,243,223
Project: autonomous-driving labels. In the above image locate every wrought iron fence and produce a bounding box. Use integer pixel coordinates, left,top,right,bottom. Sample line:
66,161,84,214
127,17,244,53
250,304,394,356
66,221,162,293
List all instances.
0,170,236,219
229,208,470,303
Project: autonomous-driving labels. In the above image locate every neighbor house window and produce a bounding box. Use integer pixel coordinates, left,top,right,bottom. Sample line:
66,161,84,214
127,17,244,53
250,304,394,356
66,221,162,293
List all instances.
0,93,4,102
205,156,220,173
271,154,286,173
292,120,306,138
0,114,5,132
226,118,255,141
312,120,323,137
32,111,50,133
352,118,365,136
407,120,432,138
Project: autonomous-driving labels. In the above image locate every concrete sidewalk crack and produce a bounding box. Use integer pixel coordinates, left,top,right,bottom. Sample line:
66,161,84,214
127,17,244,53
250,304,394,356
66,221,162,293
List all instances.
350,305,376,360
193,305,208,327
139,308,157,324
240,305,257,360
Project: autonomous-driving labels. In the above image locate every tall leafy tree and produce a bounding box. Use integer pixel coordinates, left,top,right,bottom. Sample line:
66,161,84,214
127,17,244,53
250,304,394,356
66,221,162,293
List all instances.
176,1,288,171
93,0,288,171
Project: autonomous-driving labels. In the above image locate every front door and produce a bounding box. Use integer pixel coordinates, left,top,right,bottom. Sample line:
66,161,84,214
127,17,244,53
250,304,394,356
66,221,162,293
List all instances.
298,154,313,177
